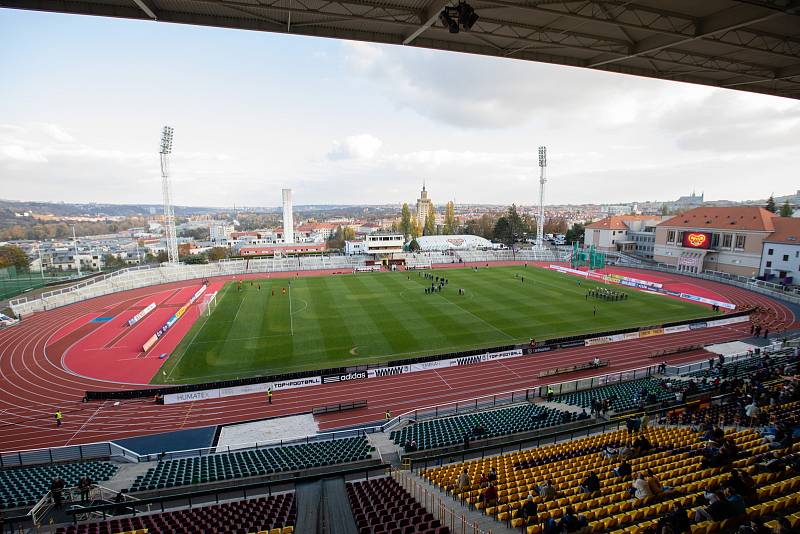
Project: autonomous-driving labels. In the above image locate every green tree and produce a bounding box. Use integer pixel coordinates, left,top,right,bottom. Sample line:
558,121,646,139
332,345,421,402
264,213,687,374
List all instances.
410,218,422,239
493,217,513,246
565,222,587,244
179,227,209,240
207,247,230,261
103,254,128,270
766,195,777,213
780,200,793,217
424,204,437,236
0,245,30,271
505,205,525,244
408,238,420,252
660,204,669,216
181,254,208,264
400,203,412,239
156,251,169,263
443,201,456,235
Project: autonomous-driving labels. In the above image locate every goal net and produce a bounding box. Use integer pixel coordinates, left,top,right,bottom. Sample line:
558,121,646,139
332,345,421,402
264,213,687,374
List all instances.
198,292,217,317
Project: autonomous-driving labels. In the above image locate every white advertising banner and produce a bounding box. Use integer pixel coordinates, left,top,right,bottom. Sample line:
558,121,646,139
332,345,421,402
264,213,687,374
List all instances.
272,376,322,390
664,324,691,334
128,302,156,327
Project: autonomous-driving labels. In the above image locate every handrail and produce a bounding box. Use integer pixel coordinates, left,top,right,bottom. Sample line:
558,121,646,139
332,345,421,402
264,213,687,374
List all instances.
65,464,390,522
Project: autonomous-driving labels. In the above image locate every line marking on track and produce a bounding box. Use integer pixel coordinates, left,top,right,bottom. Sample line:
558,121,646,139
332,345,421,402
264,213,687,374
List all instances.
65,401,106,446
434,370,453,390
498,361,523,379
181,402,194,429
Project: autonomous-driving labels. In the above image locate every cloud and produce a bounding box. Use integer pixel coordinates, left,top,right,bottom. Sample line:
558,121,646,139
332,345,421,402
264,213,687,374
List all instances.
0,144,48,163
40,123,75,143
327,134,383,160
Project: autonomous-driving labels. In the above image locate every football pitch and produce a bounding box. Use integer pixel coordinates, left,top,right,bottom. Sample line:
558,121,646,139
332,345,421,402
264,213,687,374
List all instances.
154,266,711,384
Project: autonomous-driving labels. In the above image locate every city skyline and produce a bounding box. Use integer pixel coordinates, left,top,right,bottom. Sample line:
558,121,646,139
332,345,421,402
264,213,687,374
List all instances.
2,11,799,208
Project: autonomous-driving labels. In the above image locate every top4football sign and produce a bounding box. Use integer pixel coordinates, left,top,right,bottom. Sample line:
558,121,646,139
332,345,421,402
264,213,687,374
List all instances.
682,231,711,249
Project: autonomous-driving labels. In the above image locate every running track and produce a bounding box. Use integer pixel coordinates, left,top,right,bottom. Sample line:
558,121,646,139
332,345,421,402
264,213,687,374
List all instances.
0,265,794,453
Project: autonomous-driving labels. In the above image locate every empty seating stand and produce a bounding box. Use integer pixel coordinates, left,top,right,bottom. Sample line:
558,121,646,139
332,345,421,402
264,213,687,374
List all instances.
55,492,296,534
554,378,677,412
390,404,574,451
130,437,372,492
0,461,117,509
347,477,448,534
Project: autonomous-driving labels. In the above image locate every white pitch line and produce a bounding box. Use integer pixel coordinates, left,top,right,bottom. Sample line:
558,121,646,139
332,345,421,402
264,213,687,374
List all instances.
434,370,453,390
288,285,294,337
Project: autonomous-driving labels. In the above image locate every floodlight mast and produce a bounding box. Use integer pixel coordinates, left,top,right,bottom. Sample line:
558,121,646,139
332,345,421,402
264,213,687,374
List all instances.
160,126,179,265
536,146,547,248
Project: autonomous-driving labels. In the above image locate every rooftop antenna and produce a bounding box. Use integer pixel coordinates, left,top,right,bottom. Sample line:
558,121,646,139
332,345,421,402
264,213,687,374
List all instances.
536,146,547,248
159,126,179,264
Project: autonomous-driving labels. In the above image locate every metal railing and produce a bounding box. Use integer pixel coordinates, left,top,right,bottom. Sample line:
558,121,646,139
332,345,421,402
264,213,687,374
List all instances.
393,469,494,534
0,441,139,469
633,263,800,304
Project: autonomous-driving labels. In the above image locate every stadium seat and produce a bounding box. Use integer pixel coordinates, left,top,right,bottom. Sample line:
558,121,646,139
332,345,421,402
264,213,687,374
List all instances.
129,437,372,492
0,461,117,509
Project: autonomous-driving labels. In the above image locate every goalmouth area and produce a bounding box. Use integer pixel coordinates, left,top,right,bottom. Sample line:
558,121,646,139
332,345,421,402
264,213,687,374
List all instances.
154,265,714,385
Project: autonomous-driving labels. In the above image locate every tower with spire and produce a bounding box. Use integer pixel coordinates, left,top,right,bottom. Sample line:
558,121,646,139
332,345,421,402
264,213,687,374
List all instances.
415,181,433,227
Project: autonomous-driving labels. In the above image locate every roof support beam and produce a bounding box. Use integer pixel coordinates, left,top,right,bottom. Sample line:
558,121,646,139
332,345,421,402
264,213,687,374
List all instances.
588,5,781,68
403,0,450,45
131,0,156,19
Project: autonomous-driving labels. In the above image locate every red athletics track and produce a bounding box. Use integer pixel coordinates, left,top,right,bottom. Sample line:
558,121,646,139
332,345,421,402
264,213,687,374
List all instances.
0,265,794,453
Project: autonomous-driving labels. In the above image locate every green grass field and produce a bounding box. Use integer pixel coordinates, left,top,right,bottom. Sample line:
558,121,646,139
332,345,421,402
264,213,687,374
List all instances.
153,266,711,384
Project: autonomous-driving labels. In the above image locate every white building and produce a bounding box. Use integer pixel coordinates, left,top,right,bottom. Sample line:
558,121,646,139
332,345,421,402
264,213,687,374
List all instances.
366,233,404,255
584,215,664,256
760,217,800,283
210,223,234,244
282,189,294,244
344,240,367,255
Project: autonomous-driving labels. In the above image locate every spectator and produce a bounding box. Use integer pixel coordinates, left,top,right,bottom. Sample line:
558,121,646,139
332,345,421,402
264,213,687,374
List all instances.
482,483,498,507
745,400,761,424
614,461,632,478
456,469,471,493
580,472,600,494
728,469,757,504
463,432,470,450
478,472,488,487
78,475,92,502
738,518,771,534
640,412,650,432
558,506,588,533
515,494,538,526
577,409,589,420
487,467,497,483
646,469,669,497
724,486,747,517
633,434,652,455
632,472,654,500
693,490,728,522
601,444,619,461
657,502,690,534
50,477,65,508
537,480,557,501
113,491,125,515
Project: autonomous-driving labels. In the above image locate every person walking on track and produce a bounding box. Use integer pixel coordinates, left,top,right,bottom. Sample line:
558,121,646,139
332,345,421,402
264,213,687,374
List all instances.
55,409,62,428
267,388,273,404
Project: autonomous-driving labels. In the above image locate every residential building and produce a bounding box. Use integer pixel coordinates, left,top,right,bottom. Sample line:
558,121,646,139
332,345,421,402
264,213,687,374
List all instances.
653,207,776,276
210,223,234,244
344,240,367,255
760,217,800,283
583,215,663,257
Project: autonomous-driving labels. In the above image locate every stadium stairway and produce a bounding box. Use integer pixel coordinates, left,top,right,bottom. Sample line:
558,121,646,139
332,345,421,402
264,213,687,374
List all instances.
322,478,358,534
294,478,358,534
369,433,402,467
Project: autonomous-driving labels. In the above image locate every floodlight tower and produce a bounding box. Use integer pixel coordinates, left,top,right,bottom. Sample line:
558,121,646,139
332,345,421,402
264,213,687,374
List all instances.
536,146,547,248
159,126,179,264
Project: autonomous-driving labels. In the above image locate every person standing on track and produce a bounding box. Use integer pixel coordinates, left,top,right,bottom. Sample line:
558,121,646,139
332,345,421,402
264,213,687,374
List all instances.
267,388,273,404
54,409,62,428
385,409,392,422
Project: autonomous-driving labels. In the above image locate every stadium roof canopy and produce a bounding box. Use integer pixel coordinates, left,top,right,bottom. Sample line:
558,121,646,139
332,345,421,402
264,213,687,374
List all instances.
414,234,496,250
3,0,800,99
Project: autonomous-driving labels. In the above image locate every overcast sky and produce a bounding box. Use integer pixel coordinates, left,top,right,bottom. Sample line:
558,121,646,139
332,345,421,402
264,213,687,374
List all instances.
1,10,798,209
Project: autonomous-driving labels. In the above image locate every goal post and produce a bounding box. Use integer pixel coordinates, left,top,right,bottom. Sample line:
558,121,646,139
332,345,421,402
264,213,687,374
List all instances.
198,292,217,317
